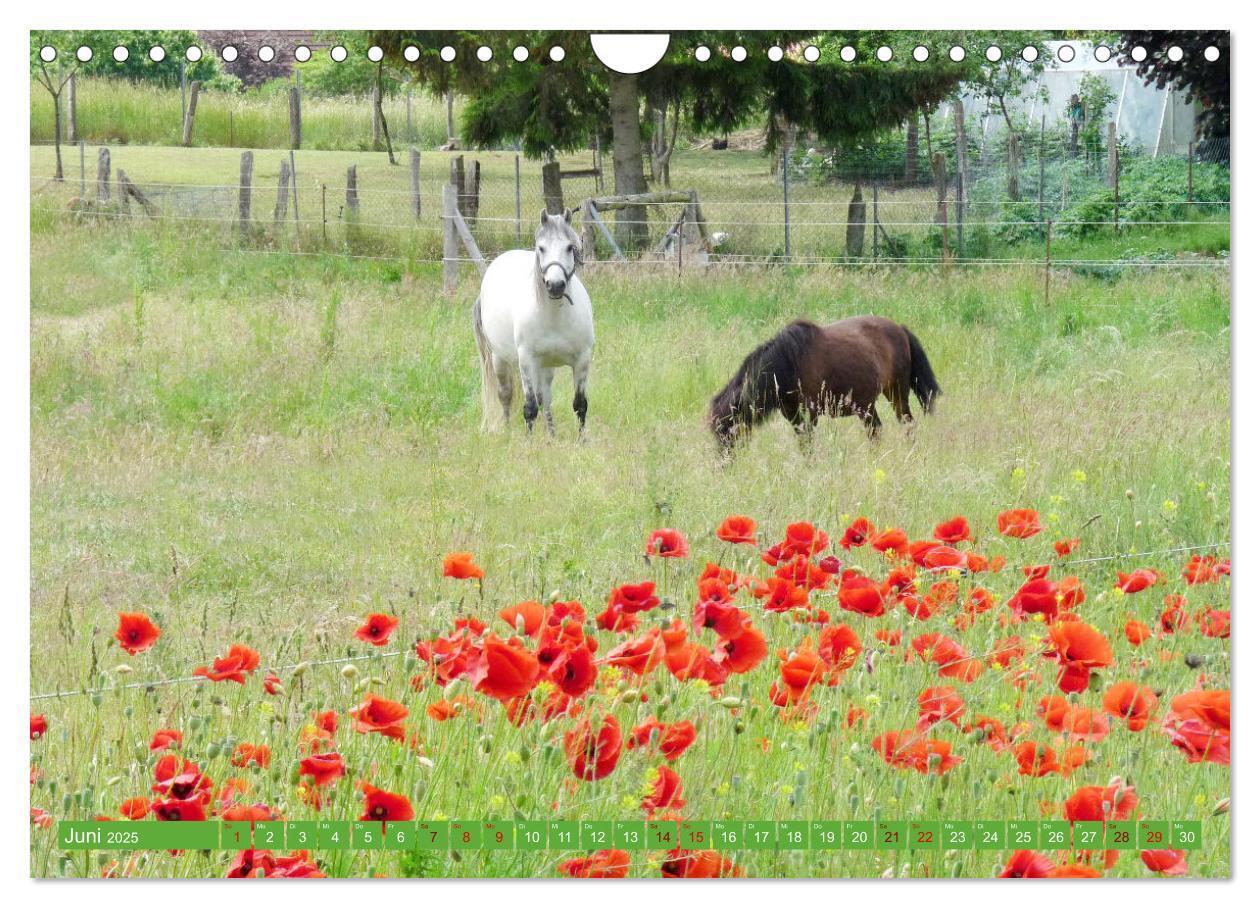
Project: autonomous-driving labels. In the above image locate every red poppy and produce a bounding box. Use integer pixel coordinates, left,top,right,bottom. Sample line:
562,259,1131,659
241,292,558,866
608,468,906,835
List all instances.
871,729,962,774
564,714,623,781
349,694,409,740
1102,681,1158,731
840,517,875,549
605,630,665,676
836,574,886,617
115,612,162,655
231,743,271,769
646,528,689,558
262,673,283,695
354,613,398,647
30,714,47,740
192,643,261,685
360,784,414,822
1198,608,1230,638
912,633,983,683
1013,741,1061,777
1163,689,1229,765
997,508,1043,539
609,581,661,614
1054,538,1081,558
641,765,686,813
1048,864,1102,878
716,515,757,546
713,624,768,674
933,515,971,544
499,600,546,636
1116,569,1159,594
1141,849,1188,876
1007,577,1061,620
468,633,541,701
1045,621,1113,693
298,751,346,787
558,849,632,878
871,528,909,555
780,521,829,558
758,577,810,612
817,623,862,672
919,545,969,572
119,797,150,820
660,849,743,879
916,686,966,729
1182,554,1223,585
1125,619,1152,647
1064,781,1138,826
442,551,484,580
151,796,207,822
998,850,1056,878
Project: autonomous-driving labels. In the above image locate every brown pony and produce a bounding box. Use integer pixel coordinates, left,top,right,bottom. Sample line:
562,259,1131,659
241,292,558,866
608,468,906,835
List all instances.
709,315,940,450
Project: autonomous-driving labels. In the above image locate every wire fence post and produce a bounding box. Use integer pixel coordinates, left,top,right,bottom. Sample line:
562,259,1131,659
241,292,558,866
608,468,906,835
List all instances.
410,147,421,220
781,144,791,260
443,182,459,295
1044,220,1053,306
1038,114,1046,221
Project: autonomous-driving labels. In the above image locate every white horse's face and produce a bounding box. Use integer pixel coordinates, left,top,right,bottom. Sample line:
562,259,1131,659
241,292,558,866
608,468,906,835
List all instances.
535,210,579,301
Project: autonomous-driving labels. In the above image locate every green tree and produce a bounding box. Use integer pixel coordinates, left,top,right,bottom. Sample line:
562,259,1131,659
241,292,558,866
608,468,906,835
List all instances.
30,30,219,87
374,30,965,248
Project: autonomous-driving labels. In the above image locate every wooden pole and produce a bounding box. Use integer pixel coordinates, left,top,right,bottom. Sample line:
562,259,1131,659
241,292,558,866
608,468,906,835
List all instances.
932,151,950,264
1044,220,1053,306
410,148,421,220
872,183,879,259
406,86,413,143
181,81,201,147
541,161,563,215
1107,122,1119,231
464,159,481,224
451,155,466,217
442,182,459,295
345,165,359,215
781,144,791,259
954,99,965,257
289,149,299,223
238,150,253,235
1038,114,1046,221
371,84,382,150
274,157,291,222
580,200,596,261
321,183,327,245
96,147,111,203
67,73,77,145
289,85,302,149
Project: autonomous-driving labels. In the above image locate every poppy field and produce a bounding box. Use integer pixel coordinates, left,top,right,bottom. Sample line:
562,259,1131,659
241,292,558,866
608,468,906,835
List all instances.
29,219,1230,878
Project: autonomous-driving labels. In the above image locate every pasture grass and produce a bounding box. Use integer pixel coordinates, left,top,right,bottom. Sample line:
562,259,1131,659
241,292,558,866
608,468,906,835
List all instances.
30,212,1230,877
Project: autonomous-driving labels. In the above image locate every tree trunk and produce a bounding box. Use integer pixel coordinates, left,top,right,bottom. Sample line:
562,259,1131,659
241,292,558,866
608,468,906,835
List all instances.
52,92,64,181
905,117,919,183
608,71,648,250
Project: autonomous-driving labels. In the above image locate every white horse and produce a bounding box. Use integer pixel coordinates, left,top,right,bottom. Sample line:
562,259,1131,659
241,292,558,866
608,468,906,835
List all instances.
473,209,594,434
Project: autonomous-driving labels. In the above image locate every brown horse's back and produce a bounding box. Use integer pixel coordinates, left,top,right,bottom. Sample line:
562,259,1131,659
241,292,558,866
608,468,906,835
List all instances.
798,316,911,416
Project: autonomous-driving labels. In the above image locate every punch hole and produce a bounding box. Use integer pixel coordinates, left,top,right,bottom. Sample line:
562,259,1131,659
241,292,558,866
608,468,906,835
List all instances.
695,46,711,62
1167,46,1184,62
403,46,420,62
1057,45,1075,63
113,46,129,63
367,46,384,63
294,45,311,63
1131,45,1148,62
1021,46,1038,63
912,45,929,62
985,45,1002,62
1094,45,1112,63
149,46,166,63
441,46,457,62
768,46,784,62
839,46,856,62
549,46,565,62
876,46,893,62
39,45,56,63
477,46,493,62
76,46,93,63
949,46,965,62
330,45,347,63
186,46,202,62
1204,46,1220,62
513,46,529,62
222,45,239,62
258,46,275,63
731,46,747,62
803,45,819,63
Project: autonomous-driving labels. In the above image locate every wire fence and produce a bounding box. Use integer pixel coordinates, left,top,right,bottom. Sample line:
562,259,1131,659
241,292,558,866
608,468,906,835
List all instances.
30,125,1230,278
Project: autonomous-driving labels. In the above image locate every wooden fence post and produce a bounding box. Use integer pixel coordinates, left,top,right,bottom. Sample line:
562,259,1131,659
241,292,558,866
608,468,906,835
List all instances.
580,200,597,262
274,157,291,222
442,182,459,295
238,151,253,234
117,169,130,216
67,73,77,144
289,85,302,149
410,148,421,220
95,147,111,203
542,162,564,214
346,165,359,215
371,84,382,150
464,159,481,224
845,184,865,258
450,155,465,217
932,151,950,263
181,81,201,147
954,100,966,256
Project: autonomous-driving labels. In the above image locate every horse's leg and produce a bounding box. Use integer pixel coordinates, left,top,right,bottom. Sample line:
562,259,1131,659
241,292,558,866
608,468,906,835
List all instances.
539,367,557,436
861,404,883,440
889,382,914,425
518,353,542,432
493,355,515,425
782,397,817,454
571,352,591,436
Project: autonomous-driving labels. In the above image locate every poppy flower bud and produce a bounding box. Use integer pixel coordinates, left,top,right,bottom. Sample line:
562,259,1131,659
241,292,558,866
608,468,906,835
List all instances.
719,696,743,709
292,661,311,678
341,663,359,680
1213,797,1230,816
620,689,640,704
206,742,220,759
115,664,133,674
91,694,103,707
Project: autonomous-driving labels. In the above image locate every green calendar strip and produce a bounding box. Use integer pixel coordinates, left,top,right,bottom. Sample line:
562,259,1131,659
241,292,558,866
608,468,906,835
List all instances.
54,819,1204,852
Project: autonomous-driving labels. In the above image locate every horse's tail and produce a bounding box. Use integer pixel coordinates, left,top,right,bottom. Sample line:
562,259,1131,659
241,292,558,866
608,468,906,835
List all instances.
903,325,941,414
473,296,504,431
710,320,818,438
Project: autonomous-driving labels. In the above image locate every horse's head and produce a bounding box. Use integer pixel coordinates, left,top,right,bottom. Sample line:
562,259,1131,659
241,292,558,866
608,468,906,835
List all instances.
708,383,749,454
535,209,582,302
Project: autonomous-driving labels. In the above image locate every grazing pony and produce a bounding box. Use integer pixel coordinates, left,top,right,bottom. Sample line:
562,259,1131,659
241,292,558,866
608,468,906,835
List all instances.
473,209,594,434
709,315,940,450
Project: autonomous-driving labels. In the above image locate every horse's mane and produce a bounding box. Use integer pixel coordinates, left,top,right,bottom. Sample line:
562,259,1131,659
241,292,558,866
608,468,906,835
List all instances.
709,320,821,434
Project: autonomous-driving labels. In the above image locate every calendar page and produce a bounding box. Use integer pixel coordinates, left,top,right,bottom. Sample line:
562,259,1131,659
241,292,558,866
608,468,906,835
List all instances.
27,23,1230,882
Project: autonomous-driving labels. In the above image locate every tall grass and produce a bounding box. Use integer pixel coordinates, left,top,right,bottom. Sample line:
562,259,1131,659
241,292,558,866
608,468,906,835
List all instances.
31,77,454,151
